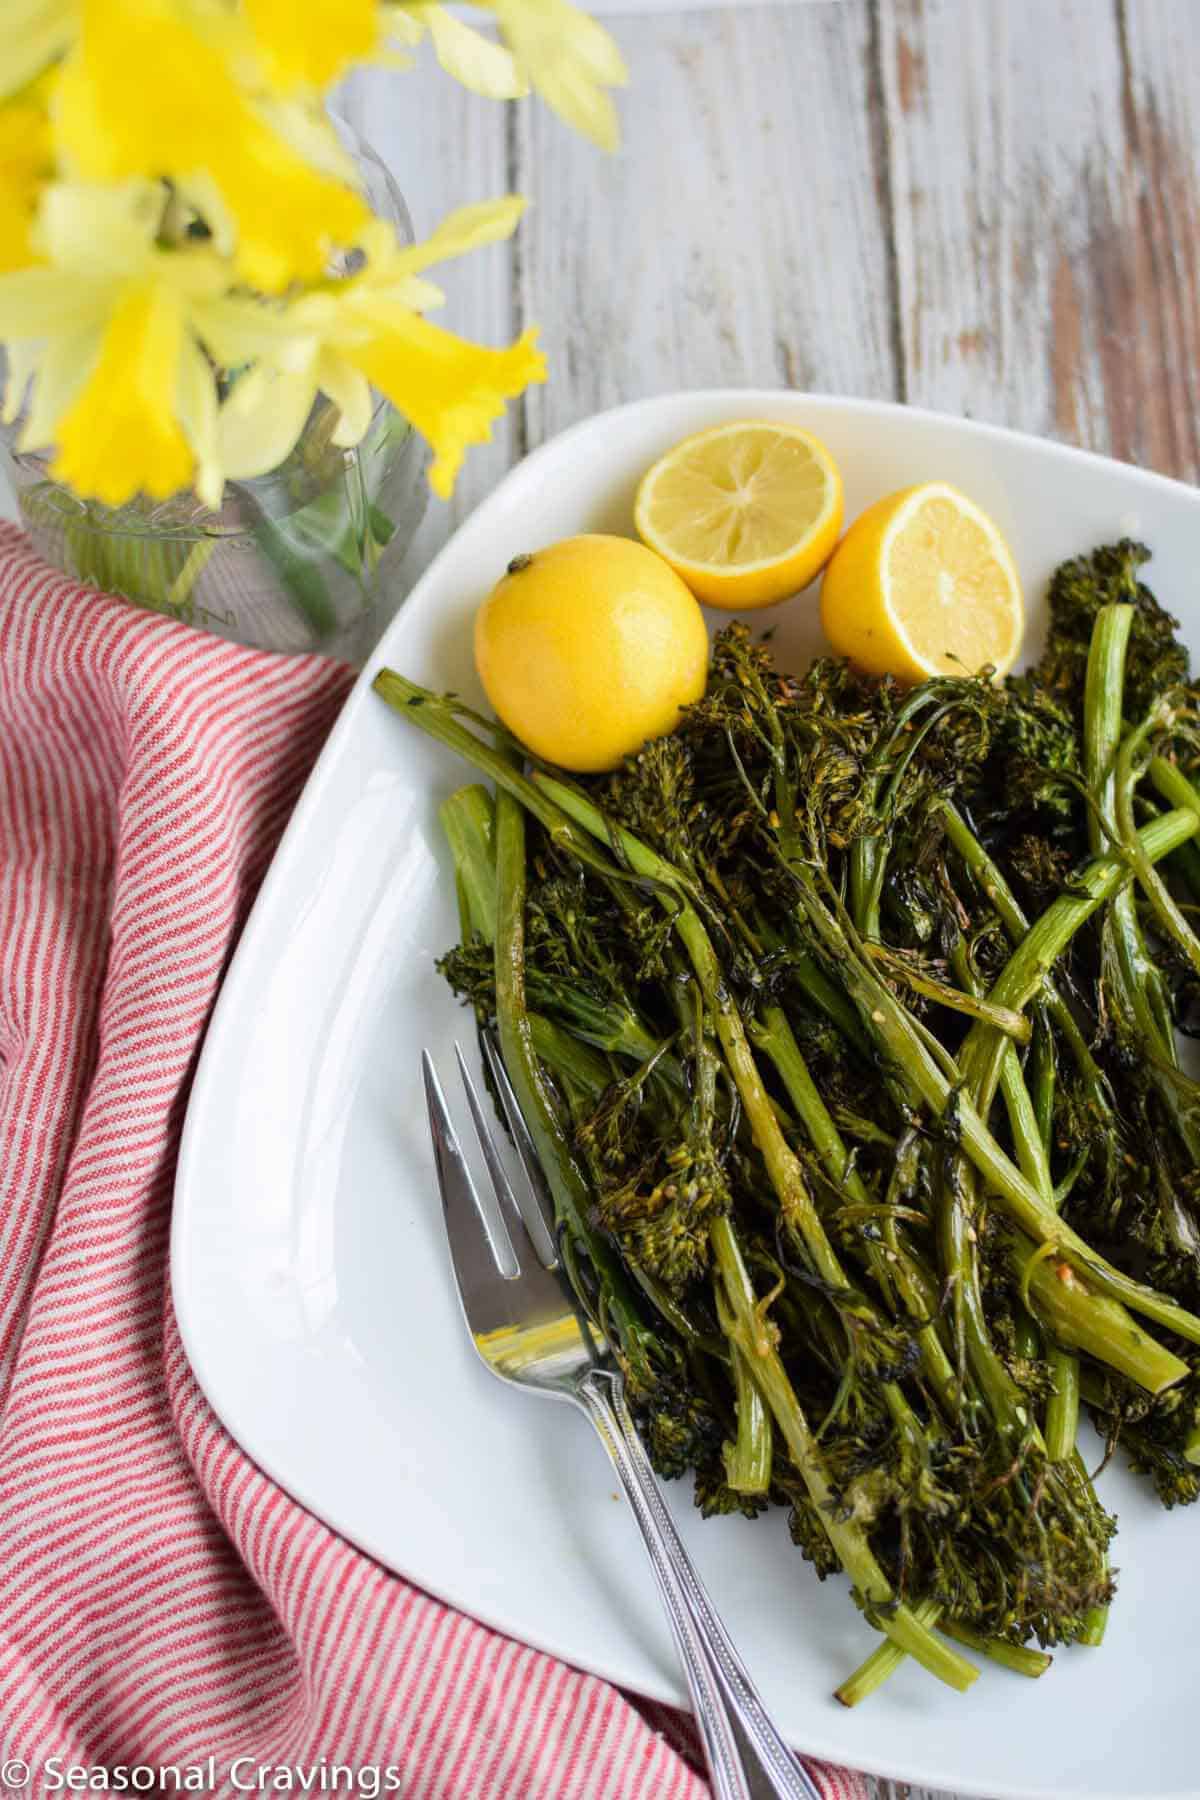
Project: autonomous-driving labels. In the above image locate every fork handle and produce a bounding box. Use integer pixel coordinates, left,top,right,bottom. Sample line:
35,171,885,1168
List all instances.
576,1368,823,1800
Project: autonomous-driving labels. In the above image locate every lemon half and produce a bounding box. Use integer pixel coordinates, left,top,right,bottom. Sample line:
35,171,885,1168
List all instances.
634,421,844,609
820,481,1024,682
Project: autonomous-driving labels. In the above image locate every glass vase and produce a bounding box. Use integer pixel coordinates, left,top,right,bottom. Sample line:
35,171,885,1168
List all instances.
0,126,426,665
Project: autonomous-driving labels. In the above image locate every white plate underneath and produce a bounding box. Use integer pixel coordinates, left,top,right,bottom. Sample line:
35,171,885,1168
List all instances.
173,392,1200,1800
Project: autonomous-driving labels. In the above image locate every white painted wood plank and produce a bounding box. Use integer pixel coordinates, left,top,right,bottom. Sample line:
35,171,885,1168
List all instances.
1120,0,1200,482
337,56,517,624
514,0,898,449
878,0,1168,476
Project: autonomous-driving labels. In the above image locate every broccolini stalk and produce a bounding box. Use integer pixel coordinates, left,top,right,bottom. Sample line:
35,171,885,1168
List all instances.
531,776,856,1300
950,940,1084,1457
936,1620,1052,1678
1115,701,1200,976
440,786,497,943
939,802,1109,1104
1149,755,1200,904
719,1322,772,1496
1082,607,1200,1158
491,785,657,1392
709,1215,977,1691
531,750,1200,1368
749,1003,960,1419
834,1599,942,1707
515,773,972,1686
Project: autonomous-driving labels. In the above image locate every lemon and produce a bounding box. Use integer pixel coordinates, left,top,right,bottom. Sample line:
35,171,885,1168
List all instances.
474,534,709,773
820,482,1024,683
633,420,844,609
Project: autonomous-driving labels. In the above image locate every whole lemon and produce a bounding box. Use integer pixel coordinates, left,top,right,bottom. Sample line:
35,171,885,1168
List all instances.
474,534,709,773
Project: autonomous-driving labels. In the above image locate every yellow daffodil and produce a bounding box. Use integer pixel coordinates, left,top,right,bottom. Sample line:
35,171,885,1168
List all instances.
0,0,621,517
195,198,545,500
1,0,75,101
244,0,380,93
0,180,225,506
384,5,527,101
488,0,627,149
0,96,52,272
388,0,624,142
53,0,368,292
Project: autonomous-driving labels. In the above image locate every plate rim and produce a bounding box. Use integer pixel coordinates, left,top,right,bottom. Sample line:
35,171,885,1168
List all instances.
172,389,1200,1800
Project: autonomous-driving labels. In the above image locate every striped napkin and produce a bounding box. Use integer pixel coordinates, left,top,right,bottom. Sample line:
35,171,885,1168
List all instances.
0,525,867,1800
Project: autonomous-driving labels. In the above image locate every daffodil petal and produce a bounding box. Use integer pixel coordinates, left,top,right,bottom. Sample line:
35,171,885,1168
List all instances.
419,5,528,100
491,0,625,149
217,364,319,481
0,96,52,272
33,178,164,277
16,325,100,448
245,0,379,91
0,264,111,339
347,311,545,499
176,335,223,512
388,196,525,277
1,0,76,101
50,279,195,506
1,338,43,424
318,351,373,447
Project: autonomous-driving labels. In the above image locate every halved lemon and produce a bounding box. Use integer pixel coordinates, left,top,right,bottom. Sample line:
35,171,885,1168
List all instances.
820,482,1024,683
633,421,844,610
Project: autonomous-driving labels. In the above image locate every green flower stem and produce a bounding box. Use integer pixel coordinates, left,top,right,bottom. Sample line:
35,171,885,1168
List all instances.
710,1217,977,1692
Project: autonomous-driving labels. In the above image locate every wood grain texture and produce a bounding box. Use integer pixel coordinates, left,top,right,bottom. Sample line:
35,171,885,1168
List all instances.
879,0,1145,463
514,0,899,449
1120,0,1200,481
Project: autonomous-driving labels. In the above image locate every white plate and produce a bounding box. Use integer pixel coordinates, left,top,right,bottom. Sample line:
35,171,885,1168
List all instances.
173,392,1200,1800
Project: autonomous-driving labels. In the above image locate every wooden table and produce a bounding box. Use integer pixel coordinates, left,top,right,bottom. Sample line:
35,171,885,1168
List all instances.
343,4,1200,1792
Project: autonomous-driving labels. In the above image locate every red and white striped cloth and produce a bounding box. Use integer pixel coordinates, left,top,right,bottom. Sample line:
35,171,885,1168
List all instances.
0,525,867,1800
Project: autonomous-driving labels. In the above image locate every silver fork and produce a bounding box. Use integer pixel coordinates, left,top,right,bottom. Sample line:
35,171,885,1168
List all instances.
422,1038,823,1800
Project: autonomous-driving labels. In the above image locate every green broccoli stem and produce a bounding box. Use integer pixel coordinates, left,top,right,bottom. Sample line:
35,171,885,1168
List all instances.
1083,609,1200,1156
491,787,656,1392
720,1322,773,1495
1116,701,1200,976
528,1013,614,1099
440,785,497,943
535,758,1200,1366
936,1619,1052,1678
1015,1240,1186,1393
939,803,1108,1103
532,777,854,1299
789,948,874,1057
834,1599,943,1707
1149,755,1200,902
381,673,1200,1366
951,945,1085,1456
750,1004,960,1419
709,1215,977,1692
